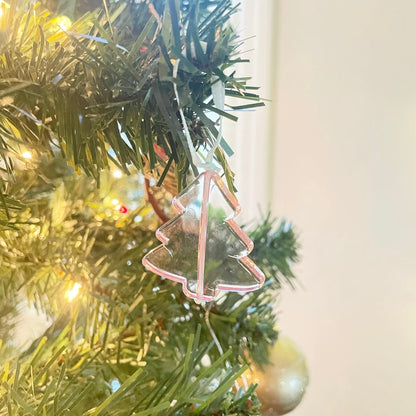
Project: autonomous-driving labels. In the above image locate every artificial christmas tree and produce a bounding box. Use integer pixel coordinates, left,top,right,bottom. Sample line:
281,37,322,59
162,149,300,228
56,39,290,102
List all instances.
0,0,303,414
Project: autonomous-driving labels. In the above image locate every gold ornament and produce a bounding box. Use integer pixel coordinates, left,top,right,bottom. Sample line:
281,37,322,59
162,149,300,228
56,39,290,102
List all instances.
246,337,309,415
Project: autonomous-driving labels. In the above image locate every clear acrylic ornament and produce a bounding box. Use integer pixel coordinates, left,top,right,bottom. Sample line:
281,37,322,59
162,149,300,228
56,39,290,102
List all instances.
142,170,265,302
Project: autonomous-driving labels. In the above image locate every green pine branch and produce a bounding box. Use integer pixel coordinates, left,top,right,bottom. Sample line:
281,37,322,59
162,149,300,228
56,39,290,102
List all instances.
0,0,263,191
0,2,297,414
0,158,299,415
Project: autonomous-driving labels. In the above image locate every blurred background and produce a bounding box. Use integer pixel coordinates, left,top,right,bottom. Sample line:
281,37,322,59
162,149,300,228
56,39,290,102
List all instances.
224,1,416,414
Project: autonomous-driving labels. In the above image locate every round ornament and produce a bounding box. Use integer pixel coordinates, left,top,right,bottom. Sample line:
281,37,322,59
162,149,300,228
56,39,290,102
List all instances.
248,337,309,415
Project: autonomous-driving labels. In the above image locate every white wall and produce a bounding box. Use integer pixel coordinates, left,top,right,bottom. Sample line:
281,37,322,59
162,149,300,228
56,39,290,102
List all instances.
227,1,416,415
223,1,277,221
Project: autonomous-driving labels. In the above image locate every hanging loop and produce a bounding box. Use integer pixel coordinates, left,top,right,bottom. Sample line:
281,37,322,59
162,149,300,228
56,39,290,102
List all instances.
172,59,225,174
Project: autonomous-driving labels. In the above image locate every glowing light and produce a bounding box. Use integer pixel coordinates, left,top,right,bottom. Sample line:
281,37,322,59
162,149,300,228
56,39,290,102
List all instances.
55,15,72,32
153,144,168,161
113,170,123,178
22,151,32,159
111,198,119,206
66,282,82,302
0,1,10,19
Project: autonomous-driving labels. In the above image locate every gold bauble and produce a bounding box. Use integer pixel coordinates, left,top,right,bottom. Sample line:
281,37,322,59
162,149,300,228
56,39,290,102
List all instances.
247,337,309,415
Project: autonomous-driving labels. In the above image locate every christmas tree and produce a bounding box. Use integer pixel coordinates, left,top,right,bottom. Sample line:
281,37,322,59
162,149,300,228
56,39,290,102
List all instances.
0,1,302,415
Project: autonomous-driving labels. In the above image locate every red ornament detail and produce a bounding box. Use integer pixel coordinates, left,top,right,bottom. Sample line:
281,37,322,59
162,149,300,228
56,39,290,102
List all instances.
153,144,168,161
119,205,128,214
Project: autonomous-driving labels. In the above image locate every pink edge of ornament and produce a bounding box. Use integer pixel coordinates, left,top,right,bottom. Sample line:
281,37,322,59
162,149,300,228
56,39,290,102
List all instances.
142,170,265,302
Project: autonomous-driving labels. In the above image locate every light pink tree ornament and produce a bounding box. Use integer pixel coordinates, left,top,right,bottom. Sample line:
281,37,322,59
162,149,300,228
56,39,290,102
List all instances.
142,170,265,302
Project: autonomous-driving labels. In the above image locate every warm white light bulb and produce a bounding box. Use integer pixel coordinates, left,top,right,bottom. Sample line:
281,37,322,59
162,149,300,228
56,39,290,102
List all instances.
66,282,82,302
113,170,123,178
56,15,72,32
22,151,32,159
111,198,119,206
0,1,9,19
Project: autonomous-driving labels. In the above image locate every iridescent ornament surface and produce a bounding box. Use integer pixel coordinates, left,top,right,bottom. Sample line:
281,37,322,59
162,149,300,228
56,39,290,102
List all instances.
142,170,265,302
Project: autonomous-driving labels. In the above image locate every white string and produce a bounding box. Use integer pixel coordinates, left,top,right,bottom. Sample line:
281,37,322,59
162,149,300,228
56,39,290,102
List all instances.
204,304,248,392
204,304,226,358
205,75,224,164
172,60,202,170
172,59,225,173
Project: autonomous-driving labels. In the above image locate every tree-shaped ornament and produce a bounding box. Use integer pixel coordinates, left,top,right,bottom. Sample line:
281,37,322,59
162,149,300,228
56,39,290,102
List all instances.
142,170,265,302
